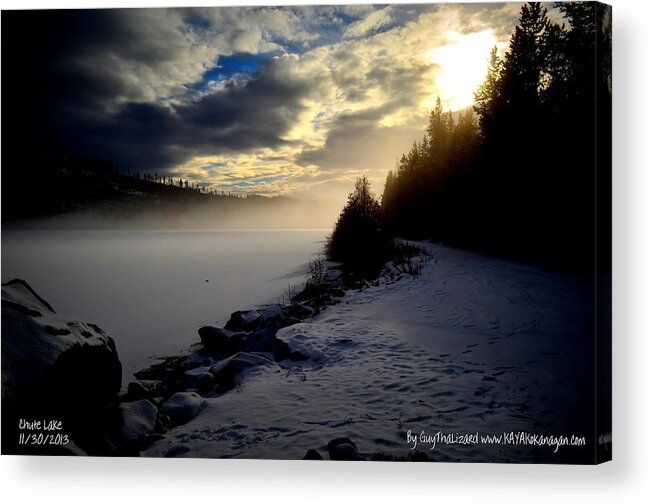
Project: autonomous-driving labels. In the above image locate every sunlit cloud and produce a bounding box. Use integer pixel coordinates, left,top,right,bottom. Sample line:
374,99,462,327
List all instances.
165,4,520,199
342,6,395,39
11,3,527,206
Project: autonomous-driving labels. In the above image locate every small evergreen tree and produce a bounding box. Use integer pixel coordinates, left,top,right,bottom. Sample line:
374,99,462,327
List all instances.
327,176,392,278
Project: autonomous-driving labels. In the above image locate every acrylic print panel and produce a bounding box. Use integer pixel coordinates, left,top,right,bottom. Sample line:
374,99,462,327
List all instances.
0,2,612,464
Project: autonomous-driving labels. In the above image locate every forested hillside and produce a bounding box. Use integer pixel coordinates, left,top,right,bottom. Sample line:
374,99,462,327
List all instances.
2,143,290,227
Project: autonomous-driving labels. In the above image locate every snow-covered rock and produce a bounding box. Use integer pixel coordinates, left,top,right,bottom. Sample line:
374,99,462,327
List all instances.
198,325,230,353
199,325,254,355
1,279,122,401
324,268,343,283
224,310,262,332
244,322,280,353
1,279,122,453
201,322,287,359
259,304,287,323
161,392,207,426
276,324,327,362
184,366,214,392
127,380,161,401
114,399,159,443
209,352,277,392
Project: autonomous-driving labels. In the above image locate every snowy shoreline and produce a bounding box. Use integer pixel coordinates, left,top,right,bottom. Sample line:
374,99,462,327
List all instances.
140,242,596,463
2,241,597,462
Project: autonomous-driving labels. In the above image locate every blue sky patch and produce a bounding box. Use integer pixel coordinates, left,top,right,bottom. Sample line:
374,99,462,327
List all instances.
191,52,277,92
215,53,275,77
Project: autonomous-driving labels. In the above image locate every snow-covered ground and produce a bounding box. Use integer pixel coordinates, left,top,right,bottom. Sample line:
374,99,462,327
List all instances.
145,243,596,463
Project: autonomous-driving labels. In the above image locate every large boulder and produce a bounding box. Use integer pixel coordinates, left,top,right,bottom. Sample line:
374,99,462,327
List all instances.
229,323,291,360
198,325,228,352
259,304,293,327
243,322,280,354
183,366,214,393
276,325,326,362
161,392,207,426
112,399,159,444
209,352,277,392
224,310,262,332
1,279,122,454
200,321,288,360
198,325,246,355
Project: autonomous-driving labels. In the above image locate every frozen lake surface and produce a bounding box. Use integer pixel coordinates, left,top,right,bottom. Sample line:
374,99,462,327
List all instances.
2,229,327,378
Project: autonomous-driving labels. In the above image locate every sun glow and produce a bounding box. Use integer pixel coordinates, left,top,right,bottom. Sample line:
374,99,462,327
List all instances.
429,29,499,111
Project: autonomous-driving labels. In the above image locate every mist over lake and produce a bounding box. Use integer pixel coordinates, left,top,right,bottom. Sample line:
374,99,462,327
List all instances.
2,229,327,377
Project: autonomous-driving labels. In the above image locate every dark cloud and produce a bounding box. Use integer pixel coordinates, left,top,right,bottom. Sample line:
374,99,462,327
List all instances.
4,9,200,164
61,56,311,171
5,9,203,112
2,9,311,172
177,56,310,133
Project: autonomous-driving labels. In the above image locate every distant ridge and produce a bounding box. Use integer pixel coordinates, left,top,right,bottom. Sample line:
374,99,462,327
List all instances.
1,144,292,229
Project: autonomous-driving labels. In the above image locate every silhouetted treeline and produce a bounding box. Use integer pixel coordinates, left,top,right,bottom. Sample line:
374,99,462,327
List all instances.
136,171,238,197
1,142,285,224
381,2,611,272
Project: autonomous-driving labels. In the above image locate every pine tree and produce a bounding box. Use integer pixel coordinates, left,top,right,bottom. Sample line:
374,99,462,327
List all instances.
474,46,503,134
327,176,391,277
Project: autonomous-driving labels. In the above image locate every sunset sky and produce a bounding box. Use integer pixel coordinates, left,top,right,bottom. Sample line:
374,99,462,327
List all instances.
4,2,564,204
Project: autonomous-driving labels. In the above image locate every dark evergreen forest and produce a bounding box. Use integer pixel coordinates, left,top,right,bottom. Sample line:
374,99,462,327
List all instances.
379,2,611,272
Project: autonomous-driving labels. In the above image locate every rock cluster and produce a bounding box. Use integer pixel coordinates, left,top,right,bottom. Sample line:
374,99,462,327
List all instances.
2,262,358,457
1,280,204,455
198,305,313,363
